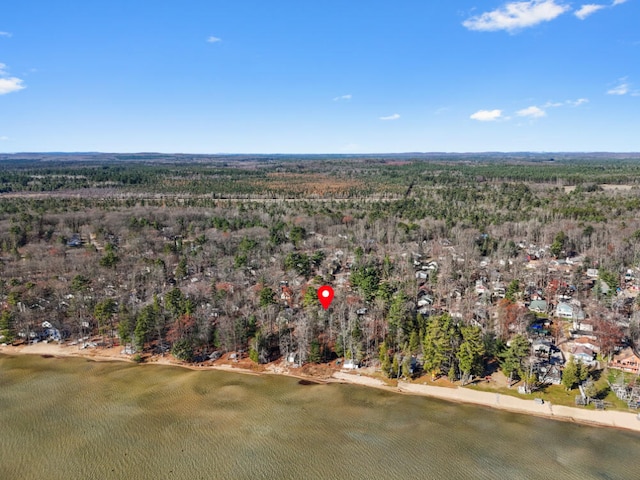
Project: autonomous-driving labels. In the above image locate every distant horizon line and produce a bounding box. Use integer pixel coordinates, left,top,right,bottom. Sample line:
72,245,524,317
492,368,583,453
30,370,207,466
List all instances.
2,151,640,156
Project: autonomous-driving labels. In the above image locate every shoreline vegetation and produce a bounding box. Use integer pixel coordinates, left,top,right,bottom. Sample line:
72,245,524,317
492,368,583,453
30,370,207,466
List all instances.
4,156,640,438
3,343,640,434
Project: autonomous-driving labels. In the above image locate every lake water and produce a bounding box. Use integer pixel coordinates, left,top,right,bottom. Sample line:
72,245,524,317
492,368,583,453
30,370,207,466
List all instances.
1,354,640,480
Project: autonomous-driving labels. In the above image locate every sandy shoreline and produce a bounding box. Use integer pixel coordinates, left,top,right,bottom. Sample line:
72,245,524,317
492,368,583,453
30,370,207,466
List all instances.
396,382,640,432
3,342,640,433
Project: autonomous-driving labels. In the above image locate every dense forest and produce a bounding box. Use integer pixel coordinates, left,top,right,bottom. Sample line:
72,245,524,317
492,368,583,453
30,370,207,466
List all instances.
2,154,640,396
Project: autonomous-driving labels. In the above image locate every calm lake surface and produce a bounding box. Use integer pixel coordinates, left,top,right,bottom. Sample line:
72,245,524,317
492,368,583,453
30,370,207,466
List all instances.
1,354,640,480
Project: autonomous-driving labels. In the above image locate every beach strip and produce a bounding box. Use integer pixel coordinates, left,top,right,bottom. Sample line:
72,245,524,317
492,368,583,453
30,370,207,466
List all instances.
397,381,640,433
3,343,640,433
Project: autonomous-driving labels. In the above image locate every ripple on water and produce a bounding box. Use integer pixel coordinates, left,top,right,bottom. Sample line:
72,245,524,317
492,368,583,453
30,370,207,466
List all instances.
1,355,640,480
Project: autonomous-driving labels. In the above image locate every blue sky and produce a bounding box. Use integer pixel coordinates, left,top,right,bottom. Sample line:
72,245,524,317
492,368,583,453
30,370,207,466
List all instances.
1,0,638,153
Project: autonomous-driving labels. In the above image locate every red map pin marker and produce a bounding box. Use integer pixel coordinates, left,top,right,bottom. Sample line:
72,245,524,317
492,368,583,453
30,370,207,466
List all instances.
317,285,334,310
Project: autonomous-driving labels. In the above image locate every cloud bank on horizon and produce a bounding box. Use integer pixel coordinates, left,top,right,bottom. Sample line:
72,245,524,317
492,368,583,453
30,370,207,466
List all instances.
471,98,590,122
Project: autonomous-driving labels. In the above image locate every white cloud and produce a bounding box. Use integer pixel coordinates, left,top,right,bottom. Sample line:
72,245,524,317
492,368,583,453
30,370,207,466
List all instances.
434,106,451,115
379,113,400,121
470,109,503,121
462,1,569,32
206,36,221,43
543,98,589,108
575,4,606,19
607,78,630,95
569,98,589,106
0,31,12,37
333,94,352,101
0,136,9,141
517,105,547,118
0,77,25,95
574,0,629,20
0,62,26,95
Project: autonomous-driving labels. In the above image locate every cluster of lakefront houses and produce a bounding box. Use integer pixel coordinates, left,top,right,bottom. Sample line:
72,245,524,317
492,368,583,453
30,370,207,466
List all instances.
413,239,640,378
8,232,640,379
491,245,640,379
277,237,640,379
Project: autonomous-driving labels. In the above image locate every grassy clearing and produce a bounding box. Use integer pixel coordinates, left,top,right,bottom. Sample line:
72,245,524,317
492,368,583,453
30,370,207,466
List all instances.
465,368,636,411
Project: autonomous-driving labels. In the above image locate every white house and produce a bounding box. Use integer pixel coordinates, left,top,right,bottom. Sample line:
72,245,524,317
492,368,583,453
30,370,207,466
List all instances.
287,352,302,366
417,298,432,308
343,359,360,370
556,302,574,319
572,346,596,365
573,318,594,332
586,268,599,278
566,256,584,266
475,280,488,295
532,339,552,354
556,302,585,320
492,282,506,298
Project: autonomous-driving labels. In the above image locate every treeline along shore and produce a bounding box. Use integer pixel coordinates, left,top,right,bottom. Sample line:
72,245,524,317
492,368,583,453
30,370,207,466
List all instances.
3,154,640,430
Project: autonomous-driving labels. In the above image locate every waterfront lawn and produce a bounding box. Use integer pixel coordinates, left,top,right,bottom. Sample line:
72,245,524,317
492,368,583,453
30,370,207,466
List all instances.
468,382,574,406
468,371,631,411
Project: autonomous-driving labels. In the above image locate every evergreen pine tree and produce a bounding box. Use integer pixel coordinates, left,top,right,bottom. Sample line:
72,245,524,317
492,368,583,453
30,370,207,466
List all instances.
562,356,578,391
